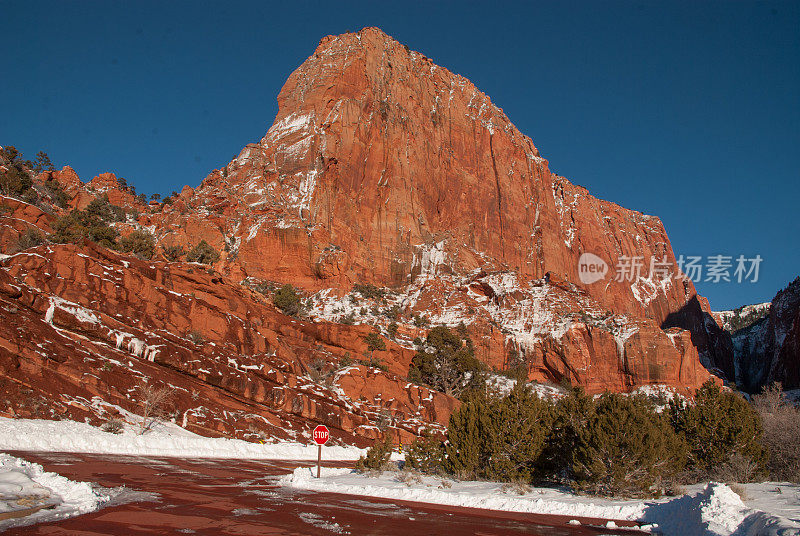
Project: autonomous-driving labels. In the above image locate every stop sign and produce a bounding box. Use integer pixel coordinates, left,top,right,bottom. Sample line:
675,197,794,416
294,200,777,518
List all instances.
313,425,330,445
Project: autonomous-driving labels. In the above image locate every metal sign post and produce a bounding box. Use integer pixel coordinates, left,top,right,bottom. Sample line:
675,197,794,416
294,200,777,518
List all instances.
312,424,330,478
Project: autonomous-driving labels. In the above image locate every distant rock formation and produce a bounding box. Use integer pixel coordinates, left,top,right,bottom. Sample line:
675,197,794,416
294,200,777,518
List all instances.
718,278,800,392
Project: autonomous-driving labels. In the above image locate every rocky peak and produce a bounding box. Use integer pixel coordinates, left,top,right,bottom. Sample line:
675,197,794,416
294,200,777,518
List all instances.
182,28,698,324
0,27,731,435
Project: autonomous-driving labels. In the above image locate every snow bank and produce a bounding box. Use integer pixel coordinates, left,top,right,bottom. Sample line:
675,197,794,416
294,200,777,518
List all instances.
638,484,750,536
281,468,800,536
0,418,368,461
0,453,109,530
281,466,646,520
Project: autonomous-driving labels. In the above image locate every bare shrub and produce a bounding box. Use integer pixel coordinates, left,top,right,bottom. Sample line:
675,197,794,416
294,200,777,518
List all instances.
717,452,762,483
14,228,45,252
187,330,206,345
306,357,337,388
358,468,384,478
664,482,685,497
753,383,800,482
247,424,270,443
101,418,125,434
338,353,354,368
500,478,532,495
375,408,393,431
396,468,423,487
753,383,786,413
307,357,328,381
135,380,174,435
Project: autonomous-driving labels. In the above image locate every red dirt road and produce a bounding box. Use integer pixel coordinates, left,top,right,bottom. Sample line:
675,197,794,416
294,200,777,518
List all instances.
5,452,641,535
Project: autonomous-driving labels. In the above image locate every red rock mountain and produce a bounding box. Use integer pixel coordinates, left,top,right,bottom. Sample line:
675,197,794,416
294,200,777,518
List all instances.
0,27,729,444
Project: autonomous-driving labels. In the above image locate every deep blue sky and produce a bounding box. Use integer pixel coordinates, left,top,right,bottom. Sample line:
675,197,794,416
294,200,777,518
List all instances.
1,1,798,309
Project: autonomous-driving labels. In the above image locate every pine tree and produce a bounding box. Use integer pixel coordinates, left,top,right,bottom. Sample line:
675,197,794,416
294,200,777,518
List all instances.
0,145,33,197
34,151,55,173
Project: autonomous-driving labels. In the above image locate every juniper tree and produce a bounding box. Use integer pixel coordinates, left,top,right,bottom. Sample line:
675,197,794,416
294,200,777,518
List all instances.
444,390,489,479
409,325,484,398
161,244,185,262
50,202,121,249
355,433,394,472
118,229,156,259
272,284,302,316
405,433,446,475
669,379,766,480
186,240,220,265
538,386,595,481
572,393,686,497
483,383,554,483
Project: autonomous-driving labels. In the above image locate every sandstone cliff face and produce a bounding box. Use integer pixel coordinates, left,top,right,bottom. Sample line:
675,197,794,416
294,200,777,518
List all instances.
0,27,729,445
165,28,695,320
140,27,717,392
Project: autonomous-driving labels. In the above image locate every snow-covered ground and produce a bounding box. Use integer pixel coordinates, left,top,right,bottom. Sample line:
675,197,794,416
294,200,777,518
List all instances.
0,418,371,461
281,467,800,536
0,453,114,531
4,416,798,535
485,374,567,398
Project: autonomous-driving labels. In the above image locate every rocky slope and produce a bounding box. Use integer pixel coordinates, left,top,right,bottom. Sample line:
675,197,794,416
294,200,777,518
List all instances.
720,279,800,392
0,27,732,444
0,239,455,445
713,303,771,333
